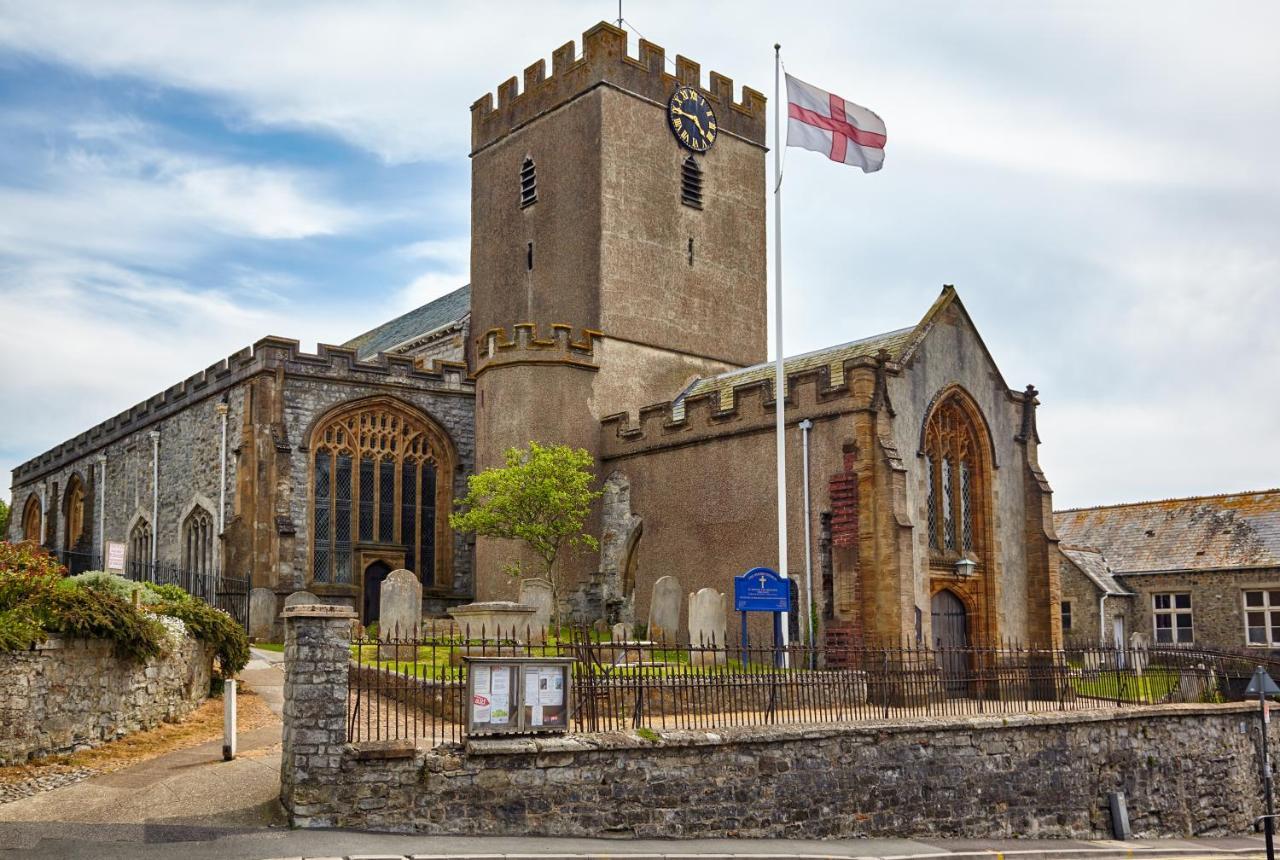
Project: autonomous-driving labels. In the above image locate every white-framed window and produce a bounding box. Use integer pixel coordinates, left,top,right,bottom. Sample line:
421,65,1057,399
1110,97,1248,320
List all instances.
1061,600,1073,632
1243,590,1280,647
1153,592,1193,644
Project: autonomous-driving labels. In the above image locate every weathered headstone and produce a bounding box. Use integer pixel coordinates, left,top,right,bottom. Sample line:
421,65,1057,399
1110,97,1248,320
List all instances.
283,590,318,609
518,577,554,641
688,587,727,666
647,575,681,643
378,570,422,661
248,588,276,641
611,621,632,642
1128,631,1149,676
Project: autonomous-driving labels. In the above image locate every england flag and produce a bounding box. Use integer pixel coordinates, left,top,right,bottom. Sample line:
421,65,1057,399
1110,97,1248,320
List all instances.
786,74,886,173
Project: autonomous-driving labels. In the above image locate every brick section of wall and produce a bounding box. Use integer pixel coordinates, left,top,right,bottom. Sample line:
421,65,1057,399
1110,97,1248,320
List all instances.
278,617,1272,838
280,604,359,827
828,462,862,645
0,635,213,764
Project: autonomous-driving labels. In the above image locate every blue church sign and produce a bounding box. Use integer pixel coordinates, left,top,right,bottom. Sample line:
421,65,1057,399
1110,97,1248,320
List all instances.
734,567,791,613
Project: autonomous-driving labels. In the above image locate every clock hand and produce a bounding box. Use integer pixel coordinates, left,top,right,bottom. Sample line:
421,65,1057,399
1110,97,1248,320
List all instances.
674,106,706,136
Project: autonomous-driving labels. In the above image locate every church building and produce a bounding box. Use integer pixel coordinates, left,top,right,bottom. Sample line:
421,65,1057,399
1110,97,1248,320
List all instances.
7,22,1063,648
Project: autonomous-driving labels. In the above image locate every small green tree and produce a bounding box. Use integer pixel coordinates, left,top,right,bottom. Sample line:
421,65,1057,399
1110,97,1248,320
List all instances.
450,442,601,627
0,499,8,540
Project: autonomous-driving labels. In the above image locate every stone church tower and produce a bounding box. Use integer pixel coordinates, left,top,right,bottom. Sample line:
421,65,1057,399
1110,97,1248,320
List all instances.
469,23,768,600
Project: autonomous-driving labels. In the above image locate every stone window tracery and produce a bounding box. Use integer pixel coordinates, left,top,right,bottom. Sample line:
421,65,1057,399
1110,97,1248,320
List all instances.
129,518,153,573
182,506,215,577
922,393,987,563
309,399,452,588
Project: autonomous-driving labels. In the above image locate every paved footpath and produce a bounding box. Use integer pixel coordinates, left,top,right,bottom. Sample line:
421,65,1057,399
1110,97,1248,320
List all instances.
0,649,1267,859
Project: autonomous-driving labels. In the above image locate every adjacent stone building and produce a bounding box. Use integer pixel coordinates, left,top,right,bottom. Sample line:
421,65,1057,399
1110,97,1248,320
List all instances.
8,21,1065,647
1055,489,1280,651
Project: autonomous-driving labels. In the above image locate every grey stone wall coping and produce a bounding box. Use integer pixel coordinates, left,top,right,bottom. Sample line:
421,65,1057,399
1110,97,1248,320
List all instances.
463,701,1258,757
283,604,358,619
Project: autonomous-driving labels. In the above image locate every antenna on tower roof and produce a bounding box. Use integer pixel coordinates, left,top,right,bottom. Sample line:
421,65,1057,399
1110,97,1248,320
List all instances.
617,1,623,28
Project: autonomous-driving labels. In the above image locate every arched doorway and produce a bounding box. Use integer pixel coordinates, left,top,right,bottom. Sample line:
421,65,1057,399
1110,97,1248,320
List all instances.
931,589,969,695
363,560,392,626
22,494,42,544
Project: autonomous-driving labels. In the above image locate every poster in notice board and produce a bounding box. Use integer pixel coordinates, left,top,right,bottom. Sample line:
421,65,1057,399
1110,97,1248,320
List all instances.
470,663,518,732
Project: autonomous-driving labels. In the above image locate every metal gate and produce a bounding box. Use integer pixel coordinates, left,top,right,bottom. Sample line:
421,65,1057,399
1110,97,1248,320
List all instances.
931,589,969,695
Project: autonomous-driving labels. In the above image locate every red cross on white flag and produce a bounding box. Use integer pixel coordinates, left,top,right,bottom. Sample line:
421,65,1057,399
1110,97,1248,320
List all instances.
785,74,886,173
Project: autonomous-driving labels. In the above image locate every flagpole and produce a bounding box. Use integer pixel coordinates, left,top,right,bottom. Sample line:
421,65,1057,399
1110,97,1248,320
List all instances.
773,43,791,654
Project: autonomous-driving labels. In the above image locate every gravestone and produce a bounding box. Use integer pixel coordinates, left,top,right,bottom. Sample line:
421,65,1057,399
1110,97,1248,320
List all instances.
1128,631,1149,676
248,588,276,641
283,590,318,609
518,578,554,641
647,575,681,643
379,570,422,661
611,621,632,642
688,587,727,666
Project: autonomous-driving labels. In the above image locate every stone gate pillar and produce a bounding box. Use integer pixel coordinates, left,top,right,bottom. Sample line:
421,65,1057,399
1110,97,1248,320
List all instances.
280,603,356,827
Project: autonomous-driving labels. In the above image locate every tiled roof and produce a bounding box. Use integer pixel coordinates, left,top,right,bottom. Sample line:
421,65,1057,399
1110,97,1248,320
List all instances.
343,284,471,360
1060,546,1130,595
680,326,916,408
1053,490,1280,574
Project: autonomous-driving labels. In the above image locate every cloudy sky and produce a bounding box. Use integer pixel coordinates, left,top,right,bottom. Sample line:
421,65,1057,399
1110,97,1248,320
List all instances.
1,1,1277,510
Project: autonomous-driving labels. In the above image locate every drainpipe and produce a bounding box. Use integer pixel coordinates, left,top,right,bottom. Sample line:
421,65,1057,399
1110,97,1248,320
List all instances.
799,419,814,649
216,399,229,577
1099,592,1108,647
150,430,160,573
96,454,106,562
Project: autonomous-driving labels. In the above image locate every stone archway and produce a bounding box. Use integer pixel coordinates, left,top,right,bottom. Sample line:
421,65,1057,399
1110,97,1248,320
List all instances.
363,560,393,626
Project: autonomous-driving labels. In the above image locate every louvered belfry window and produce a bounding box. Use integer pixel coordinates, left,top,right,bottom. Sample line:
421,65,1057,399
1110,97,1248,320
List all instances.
310,400,452,588
520,157,537,208
681,155,703,209
923,392,986,562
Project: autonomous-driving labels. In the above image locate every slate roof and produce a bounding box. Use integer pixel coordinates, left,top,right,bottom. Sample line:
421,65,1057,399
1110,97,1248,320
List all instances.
680,327,916,408
343,284,471,360
1054,490,1280,575
1060,546,1131,595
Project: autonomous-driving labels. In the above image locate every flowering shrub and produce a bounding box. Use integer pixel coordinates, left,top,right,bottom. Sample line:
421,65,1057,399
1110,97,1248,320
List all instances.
0,546,249,674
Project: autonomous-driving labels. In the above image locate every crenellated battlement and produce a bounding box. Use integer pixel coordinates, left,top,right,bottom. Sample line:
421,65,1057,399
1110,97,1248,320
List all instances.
12,337,474,486
599,353,898,460
473,322,603,377
471,21,766,154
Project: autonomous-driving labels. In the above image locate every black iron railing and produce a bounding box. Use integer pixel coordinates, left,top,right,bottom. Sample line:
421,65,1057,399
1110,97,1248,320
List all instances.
49,549,250,631
345,626,1243,748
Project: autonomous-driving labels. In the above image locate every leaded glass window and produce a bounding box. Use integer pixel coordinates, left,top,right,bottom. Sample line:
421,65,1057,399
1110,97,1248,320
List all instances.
379,459,395,543
942,458,955,550
359,457,375,541
309,400,453,589
922,391,988,566
925,454,938,550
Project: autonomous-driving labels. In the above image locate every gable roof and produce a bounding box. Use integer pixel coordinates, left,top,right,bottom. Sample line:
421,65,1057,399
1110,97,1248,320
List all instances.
1053,489,1280,575
680,285,999,407
343,284,471,360
1060,545,1131,595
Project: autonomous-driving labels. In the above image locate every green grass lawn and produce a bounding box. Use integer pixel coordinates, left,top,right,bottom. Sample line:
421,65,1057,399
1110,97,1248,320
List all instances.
1070,667,1182,703
253,642,284,653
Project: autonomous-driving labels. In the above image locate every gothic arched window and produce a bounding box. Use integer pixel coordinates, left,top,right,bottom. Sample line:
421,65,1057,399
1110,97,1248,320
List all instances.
64,474,86,550
520,157,537,208
21,494,42,543
129,518,153,576
182,506,215,577
922,392,988,562
309,398,454,588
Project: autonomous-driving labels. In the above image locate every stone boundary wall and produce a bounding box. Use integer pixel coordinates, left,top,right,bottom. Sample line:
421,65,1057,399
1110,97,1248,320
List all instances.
0,635,214,764
281,607,1273,838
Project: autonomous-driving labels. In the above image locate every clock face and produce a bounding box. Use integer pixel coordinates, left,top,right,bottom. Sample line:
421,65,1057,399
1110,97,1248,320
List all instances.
667,85,718,152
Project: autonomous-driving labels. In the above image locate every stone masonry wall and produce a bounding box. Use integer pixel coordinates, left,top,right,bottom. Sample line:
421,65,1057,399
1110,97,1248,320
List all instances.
0,634,213,764
281,610,1276,838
